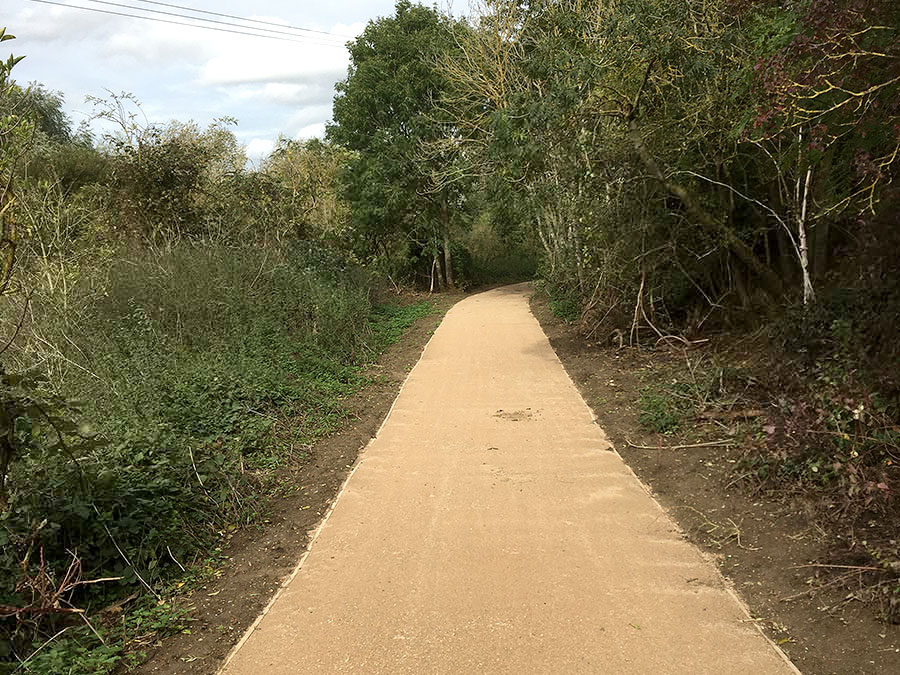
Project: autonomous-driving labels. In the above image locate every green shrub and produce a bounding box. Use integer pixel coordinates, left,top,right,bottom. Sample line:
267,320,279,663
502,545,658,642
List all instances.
0,241,430,667
638,386,688,433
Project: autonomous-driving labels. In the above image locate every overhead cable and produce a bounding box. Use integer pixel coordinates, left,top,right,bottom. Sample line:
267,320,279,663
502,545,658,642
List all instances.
131,0,355,39
25,0,347,47
81,0,347,44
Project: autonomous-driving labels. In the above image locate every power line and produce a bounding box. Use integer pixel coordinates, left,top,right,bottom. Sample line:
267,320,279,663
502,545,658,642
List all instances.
131,0,354,39
81,0,347,44
25,0,347,47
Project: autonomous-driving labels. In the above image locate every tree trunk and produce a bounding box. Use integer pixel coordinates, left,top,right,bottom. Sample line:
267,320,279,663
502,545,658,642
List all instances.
441,198,453,288
433,247,446,291
626,118,785,300
797,166,815,305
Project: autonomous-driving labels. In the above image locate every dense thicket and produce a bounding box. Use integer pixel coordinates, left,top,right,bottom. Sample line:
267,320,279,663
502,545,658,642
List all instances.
329,0,898,335
328,1,465,289
437,0,898,321
0,29,434,671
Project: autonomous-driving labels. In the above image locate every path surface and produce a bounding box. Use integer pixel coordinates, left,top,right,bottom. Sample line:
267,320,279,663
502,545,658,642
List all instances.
220,285,799,674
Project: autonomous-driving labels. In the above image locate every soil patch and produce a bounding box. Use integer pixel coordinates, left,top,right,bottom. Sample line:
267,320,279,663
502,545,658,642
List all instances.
131,291,460,675
531,293,900,675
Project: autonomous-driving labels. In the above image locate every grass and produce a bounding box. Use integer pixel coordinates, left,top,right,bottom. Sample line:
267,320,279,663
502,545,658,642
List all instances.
0,242,435,672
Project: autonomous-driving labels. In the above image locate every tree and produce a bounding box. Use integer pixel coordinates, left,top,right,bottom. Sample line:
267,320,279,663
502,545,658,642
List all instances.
263,137,353,242
0,28,30,299
87,92,250,243
743,0,900,303
327,1,464,288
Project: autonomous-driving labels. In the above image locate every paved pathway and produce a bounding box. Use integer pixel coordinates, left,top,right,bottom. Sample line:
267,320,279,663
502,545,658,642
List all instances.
220,284,799,674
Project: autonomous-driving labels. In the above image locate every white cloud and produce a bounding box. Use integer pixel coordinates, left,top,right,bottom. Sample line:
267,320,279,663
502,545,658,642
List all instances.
245,137,276,161
297,122,326,139
197,42,349,87
284,105,333,134
10,4,128,42
101,23,214,63
263,83,307,104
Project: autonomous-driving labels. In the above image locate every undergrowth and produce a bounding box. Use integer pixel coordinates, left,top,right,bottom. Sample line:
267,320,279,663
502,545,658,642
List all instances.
0,242,433,672
634,313,900,621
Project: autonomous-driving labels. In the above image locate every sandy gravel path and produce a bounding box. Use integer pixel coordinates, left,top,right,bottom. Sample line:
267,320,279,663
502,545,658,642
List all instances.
220,284,799,674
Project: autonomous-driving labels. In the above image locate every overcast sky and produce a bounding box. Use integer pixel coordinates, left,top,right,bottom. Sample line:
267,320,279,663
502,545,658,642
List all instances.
6,1,460,163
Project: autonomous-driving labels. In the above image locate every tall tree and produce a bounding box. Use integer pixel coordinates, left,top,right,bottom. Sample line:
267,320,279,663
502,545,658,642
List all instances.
327,0,463,288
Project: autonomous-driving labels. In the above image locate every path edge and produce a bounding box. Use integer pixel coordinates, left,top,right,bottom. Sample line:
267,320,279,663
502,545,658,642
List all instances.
525,289,804,675
215,301,455,674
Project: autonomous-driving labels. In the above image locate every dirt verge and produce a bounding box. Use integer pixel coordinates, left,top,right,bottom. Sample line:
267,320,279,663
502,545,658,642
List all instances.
530,293,900,675
131,292,460,675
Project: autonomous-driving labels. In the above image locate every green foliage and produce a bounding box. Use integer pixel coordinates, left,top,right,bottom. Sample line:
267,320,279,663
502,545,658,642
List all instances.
548,294,580,323
469,253,536,286
0,22,448,670
638,386,690,434
26,141,109,194
1,28,31,251
463,214,537,285
261,137,354,242
441,0,900,332
369,301,434,349
745,278,900,504
13,634,122,675
328,1,469,287
0,240,431,667
537,280,580,322
105,124,222,241
2,596,192,674
20,83,72,142
637,358,752,434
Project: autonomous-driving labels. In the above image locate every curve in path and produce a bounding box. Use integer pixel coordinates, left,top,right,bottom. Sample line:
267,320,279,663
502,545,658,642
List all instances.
220,284,800,674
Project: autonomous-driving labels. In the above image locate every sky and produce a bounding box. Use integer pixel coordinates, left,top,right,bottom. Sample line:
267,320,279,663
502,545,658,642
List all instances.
5,0,462,164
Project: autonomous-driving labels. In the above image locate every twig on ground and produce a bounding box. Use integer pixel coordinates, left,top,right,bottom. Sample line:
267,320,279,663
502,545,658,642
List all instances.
655,335,709,347
724,472,755,491
780,570,864,602
625,438,734,450
699,409,765,421
680,506,754,550
792,563,883,572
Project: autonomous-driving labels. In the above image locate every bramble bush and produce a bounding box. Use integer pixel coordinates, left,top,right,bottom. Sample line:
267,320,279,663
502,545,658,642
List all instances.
0,240,432,668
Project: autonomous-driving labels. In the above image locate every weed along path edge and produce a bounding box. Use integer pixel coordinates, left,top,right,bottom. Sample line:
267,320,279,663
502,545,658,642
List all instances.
219,284,800,674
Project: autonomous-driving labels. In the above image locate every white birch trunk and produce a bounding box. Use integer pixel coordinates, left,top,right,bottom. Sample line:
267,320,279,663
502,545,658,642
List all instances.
798,165,815,306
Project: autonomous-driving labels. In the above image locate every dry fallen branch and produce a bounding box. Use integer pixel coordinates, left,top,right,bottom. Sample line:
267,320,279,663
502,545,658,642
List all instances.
679,506,755,550
655,335,709,348
698,409,765,421
625,438,734,450
792,563,882,572
1,547,122,623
